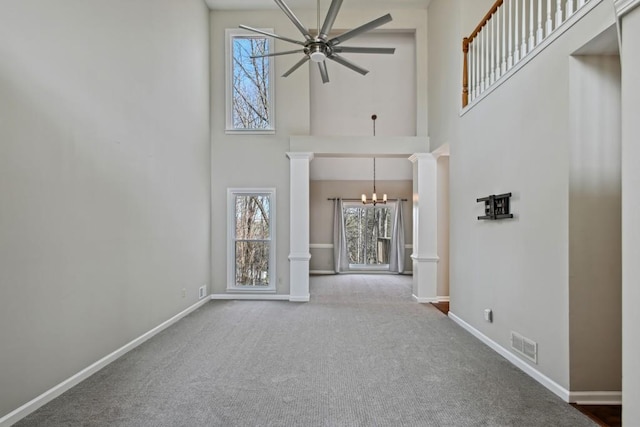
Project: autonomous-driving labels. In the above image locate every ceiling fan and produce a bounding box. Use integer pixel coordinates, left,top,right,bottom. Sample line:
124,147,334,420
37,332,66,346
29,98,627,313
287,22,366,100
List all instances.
239,0,395,84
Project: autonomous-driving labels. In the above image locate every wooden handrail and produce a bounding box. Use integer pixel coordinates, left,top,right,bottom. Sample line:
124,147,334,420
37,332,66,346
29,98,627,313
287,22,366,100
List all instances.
462,0,504,107
469,0,505,44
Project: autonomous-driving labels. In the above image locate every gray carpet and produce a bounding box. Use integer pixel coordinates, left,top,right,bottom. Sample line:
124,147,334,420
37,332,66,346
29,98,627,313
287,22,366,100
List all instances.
15,275,595,426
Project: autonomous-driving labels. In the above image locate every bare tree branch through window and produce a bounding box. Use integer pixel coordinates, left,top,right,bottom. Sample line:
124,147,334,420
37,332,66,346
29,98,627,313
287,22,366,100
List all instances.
232,37,271,130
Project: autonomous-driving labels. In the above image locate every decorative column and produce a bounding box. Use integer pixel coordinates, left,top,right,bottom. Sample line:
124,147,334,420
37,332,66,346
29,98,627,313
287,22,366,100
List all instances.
409,153,439,302
287,152,314,302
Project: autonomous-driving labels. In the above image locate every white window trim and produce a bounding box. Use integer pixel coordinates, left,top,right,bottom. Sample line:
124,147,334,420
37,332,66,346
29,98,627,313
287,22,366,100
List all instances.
225,28,276,134
227,188,276,292
342,201,396,270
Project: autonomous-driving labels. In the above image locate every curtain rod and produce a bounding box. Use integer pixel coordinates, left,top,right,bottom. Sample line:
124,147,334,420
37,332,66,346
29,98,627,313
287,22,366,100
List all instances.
327,198,408,202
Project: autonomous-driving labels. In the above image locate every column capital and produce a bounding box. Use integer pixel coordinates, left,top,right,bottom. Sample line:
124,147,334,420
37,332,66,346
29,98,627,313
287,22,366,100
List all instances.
286,152,314,161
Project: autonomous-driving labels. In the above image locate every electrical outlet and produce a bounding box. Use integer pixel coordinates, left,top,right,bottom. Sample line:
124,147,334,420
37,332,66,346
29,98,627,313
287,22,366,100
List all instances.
484,309,493,323
181,288,186,298
199,285,206,299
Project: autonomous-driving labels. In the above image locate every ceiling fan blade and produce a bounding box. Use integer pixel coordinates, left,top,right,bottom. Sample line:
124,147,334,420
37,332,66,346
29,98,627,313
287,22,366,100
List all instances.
333,46,396,54
328,54,369,76
318,61,330,84
274,0,313,41
282,56,310,77
328,14,393,46
319,0,343,40
239,25,305,46
251,49,305,59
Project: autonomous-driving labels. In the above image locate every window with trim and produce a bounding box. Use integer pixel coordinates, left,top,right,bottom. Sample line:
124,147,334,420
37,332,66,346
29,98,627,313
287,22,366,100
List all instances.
228,189,276,291
343,203,395,268
225,29,275,133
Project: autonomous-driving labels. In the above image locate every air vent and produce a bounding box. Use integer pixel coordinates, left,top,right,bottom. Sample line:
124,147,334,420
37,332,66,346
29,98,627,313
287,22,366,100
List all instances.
511,331,537,364
199,285,207,300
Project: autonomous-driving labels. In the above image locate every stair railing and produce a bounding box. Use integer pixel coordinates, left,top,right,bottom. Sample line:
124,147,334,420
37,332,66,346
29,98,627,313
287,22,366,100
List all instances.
463,0,592,108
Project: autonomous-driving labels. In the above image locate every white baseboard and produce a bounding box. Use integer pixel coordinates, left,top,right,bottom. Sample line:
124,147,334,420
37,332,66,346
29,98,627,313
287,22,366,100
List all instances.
412,294,438,303
0,297,210,427
210,294,290,301
569,391,622,405
289,295,310,302
436,296,450,302
448,312,622,404
309,270,335,275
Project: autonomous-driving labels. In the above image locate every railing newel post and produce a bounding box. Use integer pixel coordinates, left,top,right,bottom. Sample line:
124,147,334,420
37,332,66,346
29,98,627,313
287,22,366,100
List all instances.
462,37,470,107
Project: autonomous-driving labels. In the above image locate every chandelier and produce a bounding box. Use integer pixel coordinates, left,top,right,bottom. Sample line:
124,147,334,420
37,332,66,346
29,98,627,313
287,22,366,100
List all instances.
361,157,387,206
362,114,386,206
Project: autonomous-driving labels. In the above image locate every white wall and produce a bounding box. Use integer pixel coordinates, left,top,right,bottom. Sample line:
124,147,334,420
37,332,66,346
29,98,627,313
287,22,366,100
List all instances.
210,7,428,295
0,0,210,419
310,31,417,137
432,0,617,390
620,4,640,423
427,0,494,151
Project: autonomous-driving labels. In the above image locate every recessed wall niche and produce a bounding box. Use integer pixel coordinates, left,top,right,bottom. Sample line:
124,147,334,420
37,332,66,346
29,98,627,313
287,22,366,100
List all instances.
309,31,417,137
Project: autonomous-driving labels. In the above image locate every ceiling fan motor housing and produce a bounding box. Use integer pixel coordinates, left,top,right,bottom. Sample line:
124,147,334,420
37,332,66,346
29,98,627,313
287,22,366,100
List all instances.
307,42,330,62
240,0,395,82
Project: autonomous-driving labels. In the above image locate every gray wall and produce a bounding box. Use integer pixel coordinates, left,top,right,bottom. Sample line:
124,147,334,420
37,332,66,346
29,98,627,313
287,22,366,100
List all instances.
436,156,450,297
428,0,620,391
309,180,413,273
568,55,621,391
0,0,211,418
620,5,640,424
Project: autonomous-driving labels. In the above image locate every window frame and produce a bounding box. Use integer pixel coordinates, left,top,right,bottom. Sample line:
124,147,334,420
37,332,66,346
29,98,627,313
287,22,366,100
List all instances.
225,28,276,134
342,201,396,269
227,188,276,292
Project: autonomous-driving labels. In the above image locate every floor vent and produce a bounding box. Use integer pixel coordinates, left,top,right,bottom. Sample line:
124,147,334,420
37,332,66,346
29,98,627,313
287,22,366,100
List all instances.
511,331,537,364
199,285,207,300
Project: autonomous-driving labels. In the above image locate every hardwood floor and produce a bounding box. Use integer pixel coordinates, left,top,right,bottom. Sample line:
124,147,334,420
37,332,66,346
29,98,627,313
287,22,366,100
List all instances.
430,301,449,315
571,404,622,427
428,301,622,427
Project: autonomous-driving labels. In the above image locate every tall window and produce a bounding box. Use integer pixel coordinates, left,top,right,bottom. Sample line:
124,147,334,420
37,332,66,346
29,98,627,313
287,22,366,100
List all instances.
225,29,275,133
228,189,276,291
343,204,394,267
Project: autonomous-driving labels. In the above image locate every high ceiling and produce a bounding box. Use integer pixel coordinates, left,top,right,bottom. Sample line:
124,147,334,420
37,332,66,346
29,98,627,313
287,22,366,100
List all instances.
205,0,431,11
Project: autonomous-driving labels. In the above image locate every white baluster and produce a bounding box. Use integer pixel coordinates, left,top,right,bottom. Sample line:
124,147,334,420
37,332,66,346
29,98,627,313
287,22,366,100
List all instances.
486,23,490,88
520,0,527,58
528,0,535,51
474,40,479,98
577,0,585,7
476,37,481,96
514,0,520,62
566,0,574,17
508,0,514,68
484,25,489,91
536,0,543,43
546,0,553,36
501,4,507,74
489,15,496,84
494,11,500,80
555,0,563,28
521,0,528,57
469,41,472,100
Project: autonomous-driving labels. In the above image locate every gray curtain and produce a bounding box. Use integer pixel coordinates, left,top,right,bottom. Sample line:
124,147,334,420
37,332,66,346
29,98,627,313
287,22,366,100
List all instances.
389,201,405,273
333,198,349,273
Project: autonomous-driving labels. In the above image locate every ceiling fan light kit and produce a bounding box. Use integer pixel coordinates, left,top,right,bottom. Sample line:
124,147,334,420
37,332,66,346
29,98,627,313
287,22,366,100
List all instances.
240,0,395,83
